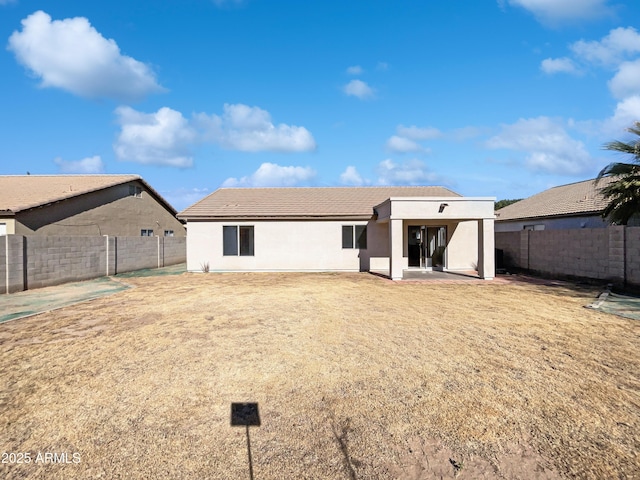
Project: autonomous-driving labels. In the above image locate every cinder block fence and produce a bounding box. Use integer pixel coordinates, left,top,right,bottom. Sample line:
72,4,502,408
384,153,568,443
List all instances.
0,235,186,294
496,226,640,287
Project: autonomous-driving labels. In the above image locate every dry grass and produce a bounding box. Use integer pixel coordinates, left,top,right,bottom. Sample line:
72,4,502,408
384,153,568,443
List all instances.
0,272,638,479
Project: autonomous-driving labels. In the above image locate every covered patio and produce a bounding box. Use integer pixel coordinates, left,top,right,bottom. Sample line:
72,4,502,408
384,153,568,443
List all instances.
372,196,496,281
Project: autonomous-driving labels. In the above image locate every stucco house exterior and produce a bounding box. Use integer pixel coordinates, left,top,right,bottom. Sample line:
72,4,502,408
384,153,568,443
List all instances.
495,178,617,232
0,175,185,237
178,186,496,280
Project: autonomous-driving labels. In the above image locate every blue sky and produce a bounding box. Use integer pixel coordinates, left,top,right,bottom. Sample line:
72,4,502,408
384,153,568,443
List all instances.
1,0,639,211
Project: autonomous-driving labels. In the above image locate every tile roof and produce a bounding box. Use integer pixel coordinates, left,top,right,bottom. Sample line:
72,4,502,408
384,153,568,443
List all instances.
179,186,461,219
495,177,615,222
0,175,176,214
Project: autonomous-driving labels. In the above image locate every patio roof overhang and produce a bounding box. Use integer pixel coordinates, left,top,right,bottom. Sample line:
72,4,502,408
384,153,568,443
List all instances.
373,197,496,223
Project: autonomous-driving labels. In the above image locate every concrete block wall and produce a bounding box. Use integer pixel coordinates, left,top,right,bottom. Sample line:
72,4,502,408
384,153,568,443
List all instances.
114,237,161,273
495,231,521,267
608,226,626,284
626,227,640,285
4,235,26,293
496,226,640,287
529,229,609,279
1,234,186,294
106,236,117,276
0,236,5,294
24,236,106,289
163,237,187,266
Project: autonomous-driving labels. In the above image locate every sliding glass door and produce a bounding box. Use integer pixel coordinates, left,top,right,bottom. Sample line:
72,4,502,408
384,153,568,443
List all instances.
408,225,446,269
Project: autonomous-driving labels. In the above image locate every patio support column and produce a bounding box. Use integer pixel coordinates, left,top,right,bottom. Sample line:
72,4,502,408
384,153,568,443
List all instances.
389,218,403,280
478,218,495,280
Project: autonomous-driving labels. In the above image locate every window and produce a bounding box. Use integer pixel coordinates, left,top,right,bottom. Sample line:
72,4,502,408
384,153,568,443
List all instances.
223,226,254,256
129,185,142,198
164,230,174,237
342,225,367,249
141,229,154,236
523,224,544,231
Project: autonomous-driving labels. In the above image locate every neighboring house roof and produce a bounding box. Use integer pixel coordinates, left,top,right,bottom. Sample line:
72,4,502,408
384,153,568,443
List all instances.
179,186,461,219
0,174,178,215
495,177,614,222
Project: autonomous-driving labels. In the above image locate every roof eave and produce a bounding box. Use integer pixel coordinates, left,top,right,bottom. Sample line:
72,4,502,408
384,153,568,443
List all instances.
496,210,604,222
178,214,374,221
6,175,142,213
7,176,181,220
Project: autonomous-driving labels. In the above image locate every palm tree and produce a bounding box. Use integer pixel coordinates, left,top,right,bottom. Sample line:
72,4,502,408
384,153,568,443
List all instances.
596,121,640,225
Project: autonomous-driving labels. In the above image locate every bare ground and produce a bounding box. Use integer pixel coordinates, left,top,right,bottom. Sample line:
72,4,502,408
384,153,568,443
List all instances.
0,272,638,479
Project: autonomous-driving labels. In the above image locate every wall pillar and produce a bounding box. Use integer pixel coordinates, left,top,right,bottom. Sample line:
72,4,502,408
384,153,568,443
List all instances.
389,219,404,280
608,225,625,285
478,218,495,280
6,235,25,294
519,229,529,269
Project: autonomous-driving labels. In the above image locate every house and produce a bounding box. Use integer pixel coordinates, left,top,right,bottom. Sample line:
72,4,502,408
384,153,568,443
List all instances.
178,186,496,280
494,177,619,232
0,174,185,237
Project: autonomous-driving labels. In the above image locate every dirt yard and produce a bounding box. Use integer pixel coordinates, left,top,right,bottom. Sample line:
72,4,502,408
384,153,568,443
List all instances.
0,273,638,479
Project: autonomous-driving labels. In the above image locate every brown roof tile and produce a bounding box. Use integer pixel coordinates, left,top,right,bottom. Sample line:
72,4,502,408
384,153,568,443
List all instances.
179,186,461,219
0,175,176,214
495,177,614,222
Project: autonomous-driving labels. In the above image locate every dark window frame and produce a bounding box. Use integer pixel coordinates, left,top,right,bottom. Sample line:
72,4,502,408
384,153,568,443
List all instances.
342,224,367,249
223,225,255,256
141,229,154,237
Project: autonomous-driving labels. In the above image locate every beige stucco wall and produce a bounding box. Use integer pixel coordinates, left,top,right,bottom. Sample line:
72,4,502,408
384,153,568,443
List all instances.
187,219,369,272
187,217,482,274
380,197,495,221
361,219,389,271
14,181,185,237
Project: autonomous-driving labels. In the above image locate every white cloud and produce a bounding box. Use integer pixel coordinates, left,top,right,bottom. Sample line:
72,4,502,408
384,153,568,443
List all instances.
343,79,375,99
396,125,443,140
609,59,640,99
385,135,425,154
504,0,613,24
7,11,164,101
570,27,640,66
376,62,389,71
486,117,593,175
376,159,440,185
113,103,316,167
114,106,196,168
346,65,363,75
0,0,17,5
54,155,104,174
222,163,316,187
540,57,580,75
339,166,367,186
602,96,640,135
195,103,316,152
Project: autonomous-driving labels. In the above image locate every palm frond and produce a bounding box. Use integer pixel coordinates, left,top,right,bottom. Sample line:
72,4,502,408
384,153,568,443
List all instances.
598,121,640,224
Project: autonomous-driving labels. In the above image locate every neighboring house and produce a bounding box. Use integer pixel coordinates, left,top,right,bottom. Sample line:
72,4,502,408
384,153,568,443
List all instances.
178,186,496,280
495,178,615,232
0,175,185,237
